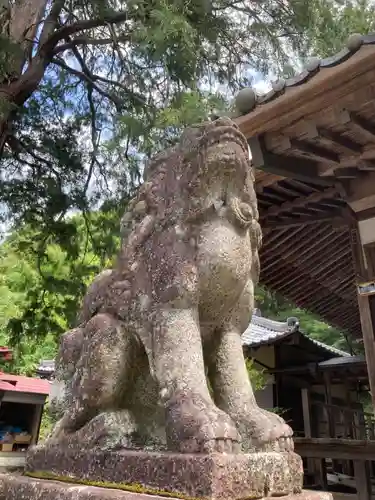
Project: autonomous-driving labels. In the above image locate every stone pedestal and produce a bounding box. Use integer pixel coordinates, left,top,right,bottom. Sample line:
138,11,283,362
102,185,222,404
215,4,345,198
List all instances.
0,475,333,500
25,446,303,500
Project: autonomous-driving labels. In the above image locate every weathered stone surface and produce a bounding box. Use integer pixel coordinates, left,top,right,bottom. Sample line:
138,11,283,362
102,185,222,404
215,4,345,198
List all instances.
46,117,295,457
0,474,333,500
0,473,164,500
26,447,303,500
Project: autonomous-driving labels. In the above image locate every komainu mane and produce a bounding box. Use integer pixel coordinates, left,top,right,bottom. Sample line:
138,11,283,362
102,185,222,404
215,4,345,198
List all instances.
49,117,293,454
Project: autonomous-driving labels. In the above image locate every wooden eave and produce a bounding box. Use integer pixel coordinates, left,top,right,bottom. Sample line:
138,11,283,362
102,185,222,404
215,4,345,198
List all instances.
239,35,375,339
253,172,360,338
236,34,375,140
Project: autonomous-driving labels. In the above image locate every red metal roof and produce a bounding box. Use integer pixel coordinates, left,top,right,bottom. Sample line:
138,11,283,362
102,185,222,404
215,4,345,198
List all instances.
0,373,50,396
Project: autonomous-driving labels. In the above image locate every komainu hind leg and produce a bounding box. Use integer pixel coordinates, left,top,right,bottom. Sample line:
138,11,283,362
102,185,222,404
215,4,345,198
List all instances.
49,326,84,421
48,313,141,449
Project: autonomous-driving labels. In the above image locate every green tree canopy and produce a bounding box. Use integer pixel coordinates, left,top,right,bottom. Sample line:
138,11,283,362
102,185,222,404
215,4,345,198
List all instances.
0,0,324,245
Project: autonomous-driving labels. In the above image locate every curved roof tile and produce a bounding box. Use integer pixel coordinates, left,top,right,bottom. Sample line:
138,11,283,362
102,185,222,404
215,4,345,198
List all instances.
235,32,375,116
242,314,350,358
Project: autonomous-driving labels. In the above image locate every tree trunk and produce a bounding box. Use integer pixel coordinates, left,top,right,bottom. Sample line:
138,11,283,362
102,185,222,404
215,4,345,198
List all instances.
0,0,48,155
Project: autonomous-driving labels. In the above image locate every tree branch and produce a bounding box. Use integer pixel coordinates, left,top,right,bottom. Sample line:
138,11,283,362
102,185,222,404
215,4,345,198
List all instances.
42,10,129,49
52,34,132,54
52,57,124,110
52,55,147,108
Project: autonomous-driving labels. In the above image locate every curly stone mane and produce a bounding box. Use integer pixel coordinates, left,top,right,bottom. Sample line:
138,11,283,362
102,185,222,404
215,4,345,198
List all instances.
119,119,260,260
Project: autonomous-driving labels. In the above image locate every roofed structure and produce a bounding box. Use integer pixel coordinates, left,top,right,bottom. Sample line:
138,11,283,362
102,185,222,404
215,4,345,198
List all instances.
232,32,375,340
242,313,350,359
0,373,50,396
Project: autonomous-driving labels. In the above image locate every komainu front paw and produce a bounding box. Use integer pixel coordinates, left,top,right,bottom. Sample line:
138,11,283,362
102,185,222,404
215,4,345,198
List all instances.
165,390,240,453
236,409,293,453
259,408,294,451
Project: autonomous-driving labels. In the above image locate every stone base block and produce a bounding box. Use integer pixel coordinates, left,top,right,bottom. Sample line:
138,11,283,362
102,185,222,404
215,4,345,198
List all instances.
26,445,304,500
0,474,333,500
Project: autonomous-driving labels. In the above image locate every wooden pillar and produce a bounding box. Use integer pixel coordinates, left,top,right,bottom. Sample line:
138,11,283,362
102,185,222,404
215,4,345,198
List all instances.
323,372,335,437
314,459,328,491
30,404,44,445
301,388,312,437
354,460,372,500
348,219,375,412
357,293,375,411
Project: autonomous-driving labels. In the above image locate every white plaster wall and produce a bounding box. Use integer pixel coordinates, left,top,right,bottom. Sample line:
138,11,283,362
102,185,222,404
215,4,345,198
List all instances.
358,217,375,245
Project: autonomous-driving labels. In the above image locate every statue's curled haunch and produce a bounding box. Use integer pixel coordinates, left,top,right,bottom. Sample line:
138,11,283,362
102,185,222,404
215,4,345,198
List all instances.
49,117,293,454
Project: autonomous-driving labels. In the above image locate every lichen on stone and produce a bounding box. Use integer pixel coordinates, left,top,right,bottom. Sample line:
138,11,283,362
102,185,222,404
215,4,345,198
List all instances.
24,471,203,500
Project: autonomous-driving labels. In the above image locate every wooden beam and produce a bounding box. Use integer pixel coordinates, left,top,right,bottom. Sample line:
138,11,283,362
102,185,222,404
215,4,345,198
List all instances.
356,206,375,220
316,126,363,154
290,138,340,164
347,171,375,199
249,136,334,184
333,167,360,179
294,437,375,460
358,160,375,171
349,110,375,142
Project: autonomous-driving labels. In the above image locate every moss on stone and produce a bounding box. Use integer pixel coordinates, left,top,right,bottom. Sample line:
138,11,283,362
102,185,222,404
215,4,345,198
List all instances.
24,470,202,500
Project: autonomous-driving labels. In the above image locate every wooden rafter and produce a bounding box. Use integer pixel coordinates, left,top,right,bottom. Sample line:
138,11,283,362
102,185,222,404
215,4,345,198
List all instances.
255,171,285,190
261,226,341,272
269,182,304,198
274,263,353,302
289,179,321,193
348,110,375,142
276,262,353,300
260,224,308,255
249,136,335,184
309,245,351,276
314,295,356,318
316,126,363,154
262,215,347,229
289,137,340,164
300,292,343,313
260,187,339,219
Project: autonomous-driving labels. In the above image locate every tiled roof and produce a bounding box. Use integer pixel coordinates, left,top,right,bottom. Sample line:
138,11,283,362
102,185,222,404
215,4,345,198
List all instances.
318,355,366,368
242,315,296,346
36,360,55,374
234,33,375,116
242,314,350,358
0,373,50,396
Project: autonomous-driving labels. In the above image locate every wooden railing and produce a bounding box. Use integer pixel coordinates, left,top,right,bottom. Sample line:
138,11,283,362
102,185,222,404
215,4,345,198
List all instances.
310,400,375,441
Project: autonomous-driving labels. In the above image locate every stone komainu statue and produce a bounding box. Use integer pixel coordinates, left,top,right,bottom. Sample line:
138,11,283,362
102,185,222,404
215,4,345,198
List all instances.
49,117,293,454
